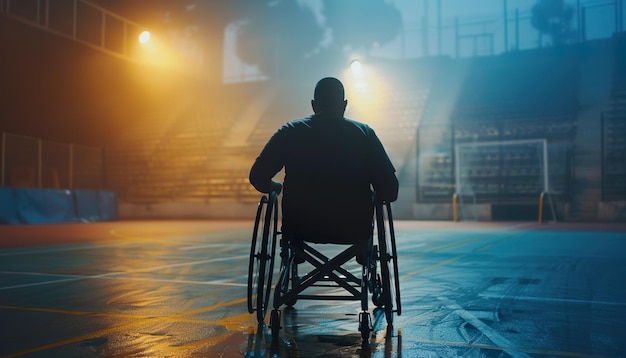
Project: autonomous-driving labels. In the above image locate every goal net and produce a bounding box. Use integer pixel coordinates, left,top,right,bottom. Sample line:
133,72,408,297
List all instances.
454,139,549,206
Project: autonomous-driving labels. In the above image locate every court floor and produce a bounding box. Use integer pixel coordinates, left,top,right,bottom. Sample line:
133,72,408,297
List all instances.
1,220,625,357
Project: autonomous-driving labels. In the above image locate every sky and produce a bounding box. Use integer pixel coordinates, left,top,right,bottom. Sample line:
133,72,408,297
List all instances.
224,0,622,81
302,0,621,58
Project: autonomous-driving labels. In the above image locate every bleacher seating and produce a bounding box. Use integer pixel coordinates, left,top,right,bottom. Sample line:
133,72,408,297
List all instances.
418,50,578,203
105,47,595,207
602,32,626,201
452,50,579,123
104,89,260,204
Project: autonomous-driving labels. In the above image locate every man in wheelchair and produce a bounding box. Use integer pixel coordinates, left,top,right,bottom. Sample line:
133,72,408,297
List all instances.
248,77,400,343
249,77,399,264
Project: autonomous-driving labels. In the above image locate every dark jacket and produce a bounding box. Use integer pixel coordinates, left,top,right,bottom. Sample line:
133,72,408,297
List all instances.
249,114,398,244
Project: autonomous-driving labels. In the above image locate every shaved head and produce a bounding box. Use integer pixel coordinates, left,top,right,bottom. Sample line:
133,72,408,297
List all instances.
312,77,347,116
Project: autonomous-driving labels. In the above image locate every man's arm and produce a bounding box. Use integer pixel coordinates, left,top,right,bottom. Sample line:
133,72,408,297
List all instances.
249,128,286,194
368,129,399,202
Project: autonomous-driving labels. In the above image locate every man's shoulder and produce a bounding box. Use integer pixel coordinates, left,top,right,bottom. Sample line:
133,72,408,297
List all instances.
342,117,370,129
283,116,314,128
281,116,372,134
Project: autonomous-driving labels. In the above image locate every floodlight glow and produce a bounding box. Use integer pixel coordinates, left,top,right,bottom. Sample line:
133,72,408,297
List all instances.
350,60,362,74
139,31,151,44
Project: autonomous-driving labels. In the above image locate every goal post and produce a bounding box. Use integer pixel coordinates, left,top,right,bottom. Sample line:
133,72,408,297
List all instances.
453,139,551,220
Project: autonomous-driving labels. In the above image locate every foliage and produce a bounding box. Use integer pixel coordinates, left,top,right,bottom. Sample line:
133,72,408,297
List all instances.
234,0,402,76
531,0,575,46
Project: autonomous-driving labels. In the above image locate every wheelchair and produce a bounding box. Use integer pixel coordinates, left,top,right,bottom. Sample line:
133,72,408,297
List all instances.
247,188,401,344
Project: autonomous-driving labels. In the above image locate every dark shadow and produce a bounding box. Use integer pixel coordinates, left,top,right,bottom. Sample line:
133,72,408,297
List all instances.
244,323,272,358
253,306,402,357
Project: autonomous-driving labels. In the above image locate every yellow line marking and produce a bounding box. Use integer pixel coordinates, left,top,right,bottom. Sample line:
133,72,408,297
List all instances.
402,256,464,279
3,317,160,358
423,235,485,252
2,297,248,321
2,298,249,357
1,229,599,357
403,231,524,279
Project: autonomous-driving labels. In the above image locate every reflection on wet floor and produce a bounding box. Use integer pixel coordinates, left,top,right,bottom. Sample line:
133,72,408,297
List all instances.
244,312,403,358
1,221,626,357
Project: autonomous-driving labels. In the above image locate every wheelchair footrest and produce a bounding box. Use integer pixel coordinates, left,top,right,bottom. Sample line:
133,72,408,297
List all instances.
295,294,362,301
309,283,360,289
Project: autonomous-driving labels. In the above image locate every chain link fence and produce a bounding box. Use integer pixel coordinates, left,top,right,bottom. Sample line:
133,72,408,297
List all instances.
1,132,103,190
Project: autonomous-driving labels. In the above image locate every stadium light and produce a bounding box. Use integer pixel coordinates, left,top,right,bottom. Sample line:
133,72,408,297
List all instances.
350,59,363,78
138,31,151,44
343,58,388,127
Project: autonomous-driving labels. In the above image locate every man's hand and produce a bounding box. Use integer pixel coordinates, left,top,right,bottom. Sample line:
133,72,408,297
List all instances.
271,181,283,195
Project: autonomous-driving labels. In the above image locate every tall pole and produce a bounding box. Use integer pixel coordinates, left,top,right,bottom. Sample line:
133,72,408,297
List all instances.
69,144,74,189
615,0,624,32
503,0,509,52
619,0,624,31
423,0,430,57
72,0,77,39
581,6,586,42
437,0,442,56
1,132,5,187
617,0,624,32
515,8,520,50
576,0,581,42
37,139,42,188
455,17,460,58
616,0,620,33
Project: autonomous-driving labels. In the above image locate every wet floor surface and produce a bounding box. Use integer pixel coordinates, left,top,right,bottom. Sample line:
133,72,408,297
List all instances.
1,220,625,357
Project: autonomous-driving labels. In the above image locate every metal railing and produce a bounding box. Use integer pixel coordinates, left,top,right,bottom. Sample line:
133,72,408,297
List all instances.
1,132,103,190
1,0,146,61
0,0,206,69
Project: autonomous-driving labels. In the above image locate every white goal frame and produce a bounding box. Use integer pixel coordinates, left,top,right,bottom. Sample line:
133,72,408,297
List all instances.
454,138,549,196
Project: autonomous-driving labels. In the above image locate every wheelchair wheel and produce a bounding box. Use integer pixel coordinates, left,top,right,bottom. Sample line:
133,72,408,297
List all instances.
359,311,371,343
386,202,402,317
270,309,281,341
371,273,384,307
375,201,402,326
247,192,279,323
275,252,298,307
369,244,385,308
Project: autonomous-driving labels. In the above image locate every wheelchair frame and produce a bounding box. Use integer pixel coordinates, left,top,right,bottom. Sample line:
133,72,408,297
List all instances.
247,189,401,344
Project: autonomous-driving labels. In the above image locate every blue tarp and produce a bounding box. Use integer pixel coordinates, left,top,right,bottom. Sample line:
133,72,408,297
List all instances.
0,188,117,224
74,189,100,222
98,190,118,221
0,188,20,224
15,188,77,224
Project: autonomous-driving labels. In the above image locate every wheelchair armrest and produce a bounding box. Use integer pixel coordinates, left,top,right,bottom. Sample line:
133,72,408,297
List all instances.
270,181,283,196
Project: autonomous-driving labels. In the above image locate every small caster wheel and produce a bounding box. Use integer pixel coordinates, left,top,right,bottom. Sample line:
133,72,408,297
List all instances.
358,311,371,343
372,290,383,307
270,309,281,342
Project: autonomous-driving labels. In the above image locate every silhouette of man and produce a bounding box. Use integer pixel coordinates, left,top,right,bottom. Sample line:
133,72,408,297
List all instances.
249,77,398,263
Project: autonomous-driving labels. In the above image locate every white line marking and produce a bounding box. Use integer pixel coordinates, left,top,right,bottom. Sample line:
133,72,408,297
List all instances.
396,242,427,250
0,240,249,257
479,293,626,306
0,270,248,288
179,243,249,251
99,276,248,287
0,271,85,278
128,255,249,272
439,296,531,358
0,255,249,290
109,229,250,242
0,243,119,257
